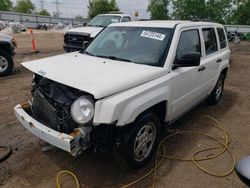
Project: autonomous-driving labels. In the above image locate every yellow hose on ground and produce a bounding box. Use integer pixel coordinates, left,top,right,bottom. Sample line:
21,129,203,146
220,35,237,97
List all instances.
56,115,235,188
56,170,80,188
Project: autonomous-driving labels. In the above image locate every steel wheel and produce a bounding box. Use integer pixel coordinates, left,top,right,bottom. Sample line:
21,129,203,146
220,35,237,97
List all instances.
215,78,223,100
207,73,225,105
133,122,156,162
122,113,161,168
0,55,8,73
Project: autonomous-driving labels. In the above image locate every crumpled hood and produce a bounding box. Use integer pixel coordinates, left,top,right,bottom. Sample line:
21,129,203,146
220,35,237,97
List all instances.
22,52,167,99
66,26,103,37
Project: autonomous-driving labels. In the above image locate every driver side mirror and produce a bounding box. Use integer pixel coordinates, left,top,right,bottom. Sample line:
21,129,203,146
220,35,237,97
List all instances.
173,52,201,69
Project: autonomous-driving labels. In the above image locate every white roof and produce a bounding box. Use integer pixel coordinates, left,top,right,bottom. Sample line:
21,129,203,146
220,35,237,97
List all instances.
98,14,131,17
110,20,223,28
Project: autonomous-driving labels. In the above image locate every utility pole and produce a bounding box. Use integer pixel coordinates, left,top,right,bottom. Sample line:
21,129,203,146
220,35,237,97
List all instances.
53,0,62,17
40,0,44,10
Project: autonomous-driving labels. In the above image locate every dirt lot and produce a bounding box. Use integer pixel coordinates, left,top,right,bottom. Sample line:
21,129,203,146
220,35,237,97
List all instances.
0,31,249,188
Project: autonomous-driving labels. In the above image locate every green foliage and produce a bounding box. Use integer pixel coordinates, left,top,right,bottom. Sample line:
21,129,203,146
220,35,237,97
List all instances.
147,0,170,20
231,1,250,24
36,10,51,16
172,0,233,24
172,0,207,20
75,15,83,19
88,0,120,19
15,0,35,14
0,0,13,11
206,0,233,23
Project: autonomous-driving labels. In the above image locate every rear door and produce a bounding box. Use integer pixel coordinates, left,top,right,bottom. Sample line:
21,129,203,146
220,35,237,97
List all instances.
198,27,220,96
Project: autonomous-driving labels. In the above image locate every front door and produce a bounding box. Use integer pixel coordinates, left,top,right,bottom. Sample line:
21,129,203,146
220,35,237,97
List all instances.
170,28,204,120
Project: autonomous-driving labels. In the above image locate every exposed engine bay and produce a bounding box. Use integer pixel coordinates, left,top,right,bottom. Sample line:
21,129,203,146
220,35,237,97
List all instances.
30,74,116,154
31,74,83,134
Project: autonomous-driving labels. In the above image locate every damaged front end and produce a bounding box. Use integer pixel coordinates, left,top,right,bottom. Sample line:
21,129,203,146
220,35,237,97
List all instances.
14,74,95,156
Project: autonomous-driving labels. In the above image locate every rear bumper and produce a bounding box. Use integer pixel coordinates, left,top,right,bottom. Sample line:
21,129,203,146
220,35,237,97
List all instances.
14,103,81,156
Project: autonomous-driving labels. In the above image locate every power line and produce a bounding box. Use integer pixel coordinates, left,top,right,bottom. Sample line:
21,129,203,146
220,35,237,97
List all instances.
53,0,62,17
40,0,44,10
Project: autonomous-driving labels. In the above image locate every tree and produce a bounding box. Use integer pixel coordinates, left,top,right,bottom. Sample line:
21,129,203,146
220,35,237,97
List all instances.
231,1,250,24
0,0,13,11
37,10,51,16
75,15,83,19
206,0,233,23
88,0,120,19
15,0,35,14
147,0,170,20
172,0,232,24
172,0,208,20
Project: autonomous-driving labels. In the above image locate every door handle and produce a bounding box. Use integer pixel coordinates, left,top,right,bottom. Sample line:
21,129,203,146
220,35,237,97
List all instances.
198,66,206,72
216,59,222,63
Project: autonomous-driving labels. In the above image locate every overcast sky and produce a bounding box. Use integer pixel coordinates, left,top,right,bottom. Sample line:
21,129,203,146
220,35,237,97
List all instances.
13,0,150,19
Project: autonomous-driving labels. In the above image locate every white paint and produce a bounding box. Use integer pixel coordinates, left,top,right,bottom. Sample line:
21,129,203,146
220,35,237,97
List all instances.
22,52,167,99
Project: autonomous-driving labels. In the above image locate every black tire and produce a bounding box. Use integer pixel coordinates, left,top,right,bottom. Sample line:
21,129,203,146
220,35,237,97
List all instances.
0,50,14,76
122,113,161,168
207,74,225,105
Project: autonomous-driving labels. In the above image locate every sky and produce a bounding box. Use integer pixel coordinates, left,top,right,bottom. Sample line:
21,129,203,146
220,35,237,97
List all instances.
13,0,150,19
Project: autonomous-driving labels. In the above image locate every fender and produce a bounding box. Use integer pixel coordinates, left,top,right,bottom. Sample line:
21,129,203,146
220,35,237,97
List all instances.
93,74,172,126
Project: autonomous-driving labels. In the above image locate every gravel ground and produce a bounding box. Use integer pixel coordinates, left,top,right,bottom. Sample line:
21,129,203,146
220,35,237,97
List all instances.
0,31,249,188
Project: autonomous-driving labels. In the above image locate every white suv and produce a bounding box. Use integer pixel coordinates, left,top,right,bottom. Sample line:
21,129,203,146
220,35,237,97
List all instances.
14,21,230,168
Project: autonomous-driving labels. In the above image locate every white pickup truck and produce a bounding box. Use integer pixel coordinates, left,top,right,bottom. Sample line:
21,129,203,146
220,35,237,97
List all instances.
15,21,230,168
63,13,131,52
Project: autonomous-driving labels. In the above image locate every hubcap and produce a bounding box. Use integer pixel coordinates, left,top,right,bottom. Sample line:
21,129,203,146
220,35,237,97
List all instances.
133,122,156,162
215,79,223,100
0,56,8,73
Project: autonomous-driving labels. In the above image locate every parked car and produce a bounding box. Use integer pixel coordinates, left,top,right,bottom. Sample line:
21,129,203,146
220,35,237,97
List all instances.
14,21,230,168
0,33,16,76
227,31,241,43
63,13,132,52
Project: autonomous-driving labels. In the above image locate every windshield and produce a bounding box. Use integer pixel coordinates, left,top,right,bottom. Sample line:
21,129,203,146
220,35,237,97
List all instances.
84,26,172,67
88,15,121,27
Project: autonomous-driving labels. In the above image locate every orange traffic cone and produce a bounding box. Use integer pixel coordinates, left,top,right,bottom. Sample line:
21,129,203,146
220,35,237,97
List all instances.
29,29,39,53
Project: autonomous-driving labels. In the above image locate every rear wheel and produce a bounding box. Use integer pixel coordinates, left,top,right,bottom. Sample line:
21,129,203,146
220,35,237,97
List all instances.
0,50,14,76
122,113,161,168
207,74,225,104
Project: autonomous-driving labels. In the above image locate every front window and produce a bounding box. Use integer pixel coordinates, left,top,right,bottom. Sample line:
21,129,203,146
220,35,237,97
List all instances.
88,15,121,27
84,26,172,67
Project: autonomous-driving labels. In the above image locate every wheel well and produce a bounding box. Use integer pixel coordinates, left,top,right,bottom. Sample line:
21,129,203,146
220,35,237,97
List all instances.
138,101,167,124
0,43,11,53
221,68,228,78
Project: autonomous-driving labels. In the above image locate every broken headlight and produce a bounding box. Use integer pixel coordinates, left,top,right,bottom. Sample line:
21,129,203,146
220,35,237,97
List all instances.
70,96,94,125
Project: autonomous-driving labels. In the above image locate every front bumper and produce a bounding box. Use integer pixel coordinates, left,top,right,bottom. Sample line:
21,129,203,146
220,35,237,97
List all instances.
63,44,83,53
14,103,81,156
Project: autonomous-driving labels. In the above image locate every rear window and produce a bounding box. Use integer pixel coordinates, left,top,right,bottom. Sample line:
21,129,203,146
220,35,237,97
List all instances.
202,28,218,55
217,28,227,49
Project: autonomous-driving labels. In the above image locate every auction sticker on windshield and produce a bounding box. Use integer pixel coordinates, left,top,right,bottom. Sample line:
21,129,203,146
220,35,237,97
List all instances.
140,30,166,41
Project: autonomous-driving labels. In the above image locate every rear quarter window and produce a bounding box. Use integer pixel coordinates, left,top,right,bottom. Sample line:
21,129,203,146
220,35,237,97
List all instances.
217,28,227,49
202,28,218,55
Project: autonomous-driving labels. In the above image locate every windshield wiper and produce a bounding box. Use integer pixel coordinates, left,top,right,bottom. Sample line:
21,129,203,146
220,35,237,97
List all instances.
96,55,132,62
93,24,104,27
84,51,95,56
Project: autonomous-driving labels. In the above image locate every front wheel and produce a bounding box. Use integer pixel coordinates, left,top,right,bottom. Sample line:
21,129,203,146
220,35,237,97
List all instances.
0,51,14,76
122,113,161,168
207,74,225,105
